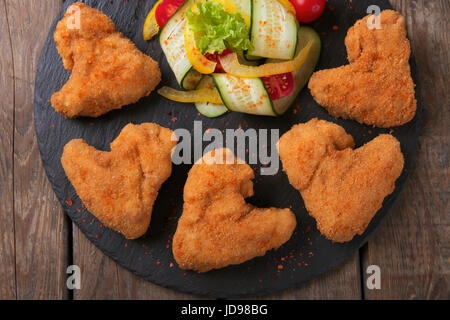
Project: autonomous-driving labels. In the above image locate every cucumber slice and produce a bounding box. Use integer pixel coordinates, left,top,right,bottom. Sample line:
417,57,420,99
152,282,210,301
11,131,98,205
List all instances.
182,69,203,91
159,0,194,89
270,26,322,115
244,53,264,62
237,51,263,66
212,73,276,116
195,76,229,118
248,0,298,60
234,0,264,62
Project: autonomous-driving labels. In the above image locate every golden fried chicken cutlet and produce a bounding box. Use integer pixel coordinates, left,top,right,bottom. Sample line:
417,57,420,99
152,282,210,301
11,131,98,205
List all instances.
172,148,297,273
51,2,161,118
279,119,404,242
308,10,416,128
61,123,176,239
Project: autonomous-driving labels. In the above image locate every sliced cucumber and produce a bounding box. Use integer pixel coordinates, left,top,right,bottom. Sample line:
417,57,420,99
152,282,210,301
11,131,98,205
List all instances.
234,0,264,62
244,52,264,62
237,51,263,66
270,26,322,115
195,76,229,118
212,73,276,116
182,69,203,91
159,0,194,89
248,0,298,60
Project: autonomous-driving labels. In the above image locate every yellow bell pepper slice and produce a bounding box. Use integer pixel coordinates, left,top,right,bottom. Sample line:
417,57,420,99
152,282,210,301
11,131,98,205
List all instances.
143,0,164,41
277,0,297,16
184,21,217,74
219,40,313,78
158,86,224,104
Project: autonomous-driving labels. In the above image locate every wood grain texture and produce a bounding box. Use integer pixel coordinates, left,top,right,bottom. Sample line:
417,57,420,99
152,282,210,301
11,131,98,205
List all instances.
0,0,16,300
115,262,204,300
257,253,361,300
72,226,120,300
5,0,69,299
362,0,450,300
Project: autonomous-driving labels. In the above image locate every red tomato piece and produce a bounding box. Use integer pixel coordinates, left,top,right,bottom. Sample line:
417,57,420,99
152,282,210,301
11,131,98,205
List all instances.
204,49,233,73
290,0,325,23
155,0,185,29
261,73,294,101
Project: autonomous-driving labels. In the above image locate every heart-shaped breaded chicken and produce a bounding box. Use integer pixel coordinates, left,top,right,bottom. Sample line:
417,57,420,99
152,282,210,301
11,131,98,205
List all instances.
61,123,176,239
51,2,161,118
172,149,297,273
308,10,416,128
279,119,404,242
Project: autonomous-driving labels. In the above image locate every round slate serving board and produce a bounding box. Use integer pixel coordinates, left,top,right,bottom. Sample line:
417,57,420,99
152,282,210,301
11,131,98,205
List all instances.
34,0,421,298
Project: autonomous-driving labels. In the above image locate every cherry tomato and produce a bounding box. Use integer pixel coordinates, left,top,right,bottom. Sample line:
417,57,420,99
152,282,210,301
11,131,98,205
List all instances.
155,0,185,29
290,0,325,23
204,49,233,73
261,73,294,101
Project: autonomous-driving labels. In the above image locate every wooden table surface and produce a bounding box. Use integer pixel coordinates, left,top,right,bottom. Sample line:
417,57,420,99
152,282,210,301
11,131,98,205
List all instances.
0,0,448,300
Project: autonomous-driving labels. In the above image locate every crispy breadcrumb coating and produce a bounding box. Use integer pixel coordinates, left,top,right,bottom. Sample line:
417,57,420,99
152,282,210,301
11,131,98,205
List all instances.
279,119,404,242
61,123,176,239
51,2,161,118
308,10,416,128
173,149,297,272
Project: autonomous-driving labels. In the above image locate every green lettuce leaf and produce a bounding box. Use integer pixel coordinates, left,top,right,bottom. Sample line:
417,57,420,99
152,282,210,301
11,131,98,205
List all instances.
186,0,252,54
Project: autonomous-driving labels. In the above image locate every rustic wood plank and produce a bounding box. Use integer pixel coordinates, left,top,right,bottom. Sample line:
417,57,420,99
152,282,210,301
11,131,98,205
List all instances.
72,227,120,299
115,262,205,300
6,0,69,299
258,253,361,300
361,0,450,300
0,0,16,300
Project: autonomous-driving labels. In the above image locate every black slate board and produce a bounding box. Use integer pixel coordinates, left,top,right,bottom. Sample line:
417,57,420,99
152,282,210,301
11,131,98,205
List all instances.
34,0,421,298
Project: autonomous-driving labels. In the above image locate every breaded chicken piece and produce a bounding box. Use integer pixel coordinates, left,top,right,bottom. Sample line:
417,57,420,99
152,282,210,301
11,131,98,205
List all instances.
61,123,176,239
279,119,404,242
308,10,416,128
51,2,161,118
173,148,297,273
